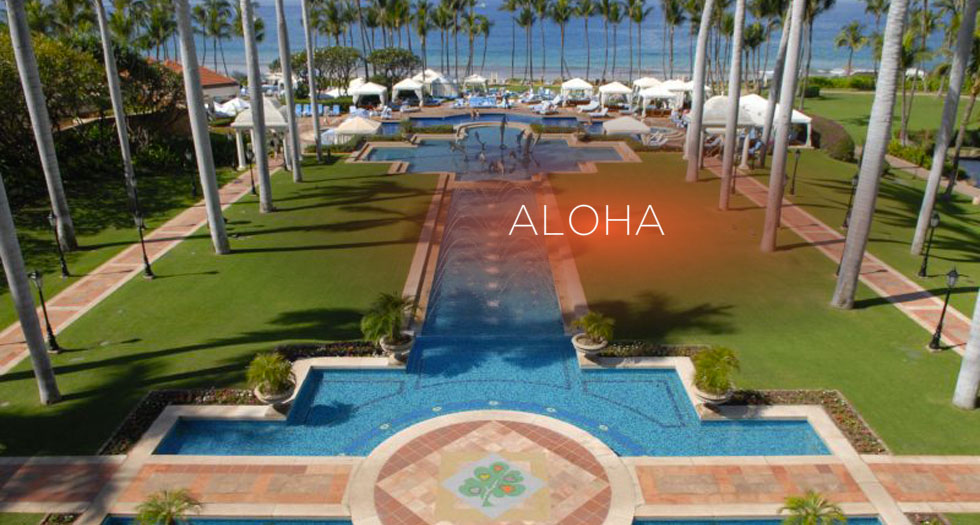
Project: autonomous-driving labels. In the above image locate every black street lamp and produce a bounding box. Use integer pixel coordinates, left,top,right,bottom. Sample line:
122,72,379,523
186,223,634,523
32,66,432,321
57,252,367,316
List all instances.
918,212,941,277
246,143,256,196
789,148,801,195
184,149,198,198
842,173,859,229
929,266,959,351
47,212,69,278
27,270,59,353
134,213,155,279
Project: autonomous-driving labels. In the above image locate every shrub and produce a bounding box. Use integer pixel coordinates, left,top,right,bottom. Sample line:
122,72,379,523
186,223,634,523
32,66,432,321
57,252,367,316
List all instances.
530,123,580,134
802,85,821,98
780,490,845,525
572,311,614,344
848,76,875,91
136,489,201,525
810,115,855,162
692,346,740,395
888,139,933,169
361,292,413,345
246,352,295,396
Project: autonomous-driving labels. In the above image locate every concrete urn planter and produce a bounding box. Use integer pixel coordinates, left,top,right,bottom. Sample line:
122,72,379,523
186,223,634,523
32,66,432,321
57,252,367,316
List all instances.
253,385,293,406
694,386,733,405
571,333,608,356
380,335,414,363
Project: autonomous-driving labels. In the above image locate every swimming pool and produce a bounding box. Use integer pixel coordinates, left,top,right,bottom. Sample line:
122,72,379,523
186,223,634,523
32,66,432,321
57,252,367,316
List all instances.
378,112,606,135
157,185,830,458
105,517,876,525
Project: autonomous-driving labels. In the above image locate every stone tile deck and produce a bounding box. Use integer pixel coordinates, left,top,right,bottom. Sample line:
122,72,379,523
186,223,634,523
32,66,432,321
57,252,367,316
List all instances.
0,457,124,512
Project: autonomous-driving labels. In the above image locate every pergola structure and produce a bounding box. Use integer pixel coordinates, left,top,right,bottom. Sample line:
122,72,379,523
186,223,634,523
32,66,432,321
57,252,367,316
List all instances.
230,97,291,170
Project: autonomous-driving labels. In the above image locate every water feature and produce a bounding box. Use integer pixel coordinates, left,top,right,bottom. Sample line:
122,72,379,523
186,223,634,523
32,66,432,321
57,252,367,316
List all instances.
157,141,830,456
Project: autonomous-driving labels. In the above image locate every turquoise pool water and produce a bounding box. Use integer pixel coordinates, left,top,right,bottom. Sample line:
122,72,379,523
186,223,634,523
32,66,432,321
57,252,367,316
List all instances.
157,185,830,457
105,517,877,525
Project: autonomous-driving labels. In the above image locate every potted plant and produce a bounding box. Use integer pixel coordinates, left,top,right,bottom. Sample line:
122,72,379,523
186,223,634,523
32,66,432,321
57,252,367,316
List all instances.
247,352,295,405
136,488,201,525
780,490,846,525
361,292,414,362
691,346,740,404
571,311,614,356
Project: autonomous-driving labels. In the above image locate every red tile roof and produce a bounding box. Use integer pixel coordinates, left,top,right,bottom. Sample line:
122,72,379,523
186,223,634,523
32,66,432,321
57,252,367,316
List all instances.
160,60,239,88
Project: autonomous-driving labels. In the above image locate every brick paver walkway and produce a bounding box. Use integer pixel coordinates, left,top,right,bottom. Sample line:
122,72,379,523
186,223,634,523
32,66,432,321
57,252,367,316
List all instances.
706,158,972,353
0,163,281,375
0,457,123,512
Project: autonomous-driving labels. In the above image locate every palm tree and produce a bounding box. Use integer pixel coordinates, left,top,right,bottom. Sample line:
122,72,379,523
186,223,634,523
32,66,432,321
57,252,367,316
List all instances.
607,0,622,78
683,0,715,182
0,173,60,405
301,0,322,162
136,489,201,525
273,0,303,183
415,0,432,76
516,6,535,81
628,0,650,80
830,0,909,307
577,0,595,80
175,0,230,254
233,1,265,43
500,0,519,80
662,0,685,78
780,491,846,525
552,0,573,79
835,21,867,76
759,4,791,169
955,292,980,408
192,0,233,73
909,0,977,254
463,11,478,76
796,0,836,110
143,0,177,60
944,33,980,199
863,0,888,75
476,15,492,73
109,0,148,42
5,0,77,251
240,0,274,212
759,0,805,251
534,0,550,83
598,0,615,81
719,0,745,210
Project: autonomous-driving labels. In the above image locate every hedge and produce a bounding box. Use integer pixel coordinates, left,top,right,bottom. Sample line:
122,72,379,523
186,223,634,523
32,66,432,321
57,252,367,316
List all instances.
810,114,855,162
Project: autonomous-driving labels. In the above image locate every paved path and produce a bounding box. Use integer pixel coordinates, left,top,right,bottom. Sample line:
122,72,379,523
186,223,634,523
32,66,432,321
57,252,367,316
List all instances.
0,163,281,376
704,158,972,354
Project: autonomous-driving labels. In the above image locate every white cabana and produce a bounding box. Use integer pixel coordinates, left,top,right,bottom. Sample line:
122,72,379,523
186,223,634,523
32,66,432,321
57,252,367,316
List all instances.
392,78,424,102
560,78,594,102
412,69,458,97
660,79,687,92
699,95,762,128
638,86,679,111
348,77,366,92
230,97,289,169
602,116,650,135
679,80,711,95
598,81,632,108
463,74,488,90
334,116,382,143
350,81,388,107
632,77,661,91
739,94,813,146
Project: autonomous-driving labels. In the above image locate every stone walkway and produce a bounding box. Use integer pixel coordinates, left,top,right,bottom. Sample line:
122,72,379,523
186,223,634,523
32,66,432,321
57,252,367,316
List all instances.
705,158,972,354
0,163,280,376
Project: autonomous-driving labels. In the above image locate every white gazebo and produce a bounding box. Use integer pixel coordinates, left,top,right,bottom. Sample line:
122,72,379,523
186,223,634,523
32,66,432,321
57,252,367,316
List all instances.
560,78,594,103
412,69,458,98
699,95,761,129
638,86,679,112
602,116,650,136
739,94,813,146
632,76,661,91
463,74,488,91
230,97,290,170
350,81,388,107
392,78,424,102
598,81,632,108
348,77,366,92
334,116,382,143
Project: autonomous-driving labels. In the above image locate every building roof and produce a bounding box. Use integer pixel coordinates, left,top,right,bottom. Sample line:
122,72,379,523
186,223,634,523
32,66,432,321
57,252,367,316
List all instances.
160,60,239,88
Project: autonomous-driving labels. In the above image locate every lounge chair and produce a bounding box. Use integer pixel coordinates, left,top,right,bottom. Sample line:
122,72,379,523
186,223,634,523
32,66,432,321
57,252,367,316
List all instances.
331,104,341,116
588,107,609,118
578,100,600,113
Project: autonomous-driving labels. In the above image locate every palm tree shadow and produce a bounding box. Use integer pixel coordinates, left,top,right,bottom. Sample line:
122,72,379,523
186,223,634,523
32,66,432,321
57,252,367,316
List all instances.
589,291,734,341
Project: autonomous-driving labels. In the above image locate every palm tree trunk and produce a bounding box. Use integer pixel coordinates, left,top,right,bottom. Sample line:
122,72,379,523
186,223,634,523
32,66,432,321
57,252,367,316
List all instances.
628,18,633,82
602,17,608,81
611,23,617,79
5,0,77,251
719,0,745,211
954,291,980,408
301,0,322,162
511,20,516,80
829,0,909,306
585,18,591,81
0,173,61,405
560,26,566,80
668,24,674,78
275,0,303,182
175,0,230,253
944,90,977,198
241,0,274,212
683,0,714,182
481,33,488,73
540,19,546,84
910,0,978,254
759,0,805,251
760,6,791,170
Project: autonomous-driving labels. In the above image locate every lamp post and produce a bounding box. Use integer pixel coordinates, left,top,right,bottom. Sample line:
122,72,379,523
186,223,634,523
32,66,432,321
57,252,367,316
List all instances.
47,212,69,278
184,149,197,198
918,212,941,277
929,266,959,351
789,148,801,196
246,144,256,196
27,270,59,353
842,173,859,229
134,212,155,279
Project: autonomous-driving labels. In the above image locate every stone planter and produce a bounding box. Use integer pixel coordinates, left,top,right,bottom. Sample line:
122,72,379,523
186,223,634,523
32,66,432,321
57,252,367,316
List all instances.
380,335,414,363
694,386,733,405
572,333,608,356
253,385,293,406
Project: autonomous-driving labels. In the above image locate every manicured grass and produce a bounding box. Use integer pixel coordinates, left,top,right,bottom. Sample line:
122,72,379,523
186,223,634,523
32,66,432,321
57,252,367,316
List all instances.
802,90,978,144
0,160,438,456
948,515,980,525
551,152,980,454
747,150,980,315
0,515,42,525
0,167,240,329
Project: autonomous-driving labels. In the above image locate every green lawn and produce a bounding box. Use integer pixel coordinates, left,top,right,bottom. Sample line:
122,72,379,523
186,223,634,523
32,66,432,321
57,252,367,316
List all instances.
0,515,42,525
949,515,980,525
802,90,978,144
551,152,980,454
748,150,980,315
0,167,240,329
0,160,438,456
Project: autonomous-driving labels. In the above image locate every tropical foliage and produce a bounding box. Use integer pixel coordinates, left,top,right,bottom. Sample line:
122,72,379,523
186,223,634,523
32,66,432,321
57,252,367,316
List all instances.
692,346,740,395
246,352,295,396
573,311,614,344
136,489,202,525
780,490,846,525
361,292,414,345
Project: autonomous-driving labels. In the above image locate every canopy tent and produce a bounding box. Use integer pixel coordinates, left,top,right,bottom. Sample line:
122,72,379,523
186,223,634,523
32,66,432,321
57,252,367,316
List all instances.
350,81,388,107
392,78,424,102
638,86,680,111
602,116,650,135
412,69,458,97
598,81,632,108
463,74,488,90
560,78,594,102
230,97,290,170
334,116,382,143
698,95,762,128
660,79,687,92
679,80,711,94
214,96,249,117
348,77,366,92
739,94,813,146
632,77,661,91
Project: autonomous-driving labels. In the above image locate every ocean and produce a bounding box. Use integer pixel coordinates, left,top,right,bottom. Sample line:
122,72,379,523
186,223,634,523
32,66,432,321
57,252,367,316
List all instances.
185,0,942,80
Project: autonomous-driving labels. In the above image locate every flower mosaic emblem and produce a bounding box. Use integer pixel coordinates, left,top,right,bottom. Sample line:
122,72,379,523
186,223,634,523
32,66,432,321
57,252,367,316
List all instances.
442,453,545,518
